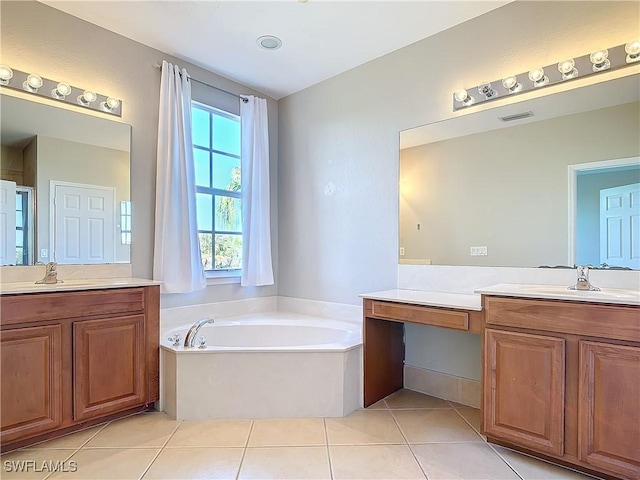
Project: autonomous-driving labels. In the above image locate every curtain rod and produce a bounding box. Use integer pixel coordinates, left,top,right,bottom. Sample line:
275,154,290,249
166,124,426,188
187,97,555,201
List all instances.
155,62,248,103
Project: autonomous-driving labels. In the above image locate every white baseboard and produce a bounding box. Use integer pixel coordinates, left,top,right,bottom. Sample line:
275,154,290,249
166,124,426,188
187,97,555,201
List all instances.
404,364,480,408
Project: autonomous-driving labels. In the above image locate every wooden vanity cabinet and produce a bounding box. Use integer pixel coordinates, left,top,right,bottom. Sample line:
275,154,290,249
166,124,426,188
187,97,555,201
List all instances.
482,296,640,480
0,285,159,452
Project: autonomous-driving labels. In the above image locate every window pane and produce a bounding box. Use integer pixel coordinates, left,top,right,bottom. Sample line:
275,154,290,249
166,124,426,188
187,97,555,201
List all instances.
16,247,24,265
16,211,23,228
212,154,241,191
215,234,242,270
196,193,213,231
192,107,210,148
16,230,23,247
215,196,242,233
194,148,211,187
199,233,213,270
213,115,240,155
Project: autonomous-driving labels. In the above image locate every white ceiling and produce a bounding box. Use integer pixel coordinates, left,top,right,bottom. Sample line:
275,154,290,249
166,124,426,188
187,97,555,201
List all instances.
41,1,510,100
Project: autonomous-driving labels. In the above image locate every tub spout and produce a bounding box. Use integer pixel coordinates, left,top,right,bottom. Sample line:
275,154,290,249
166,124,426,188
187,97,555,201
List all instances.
184,318,215,348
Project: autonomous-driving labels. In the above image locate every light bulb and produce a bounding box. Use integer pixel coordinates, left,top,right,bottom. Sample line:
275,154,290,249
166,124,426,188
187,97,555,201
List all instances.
528,67,548,87
625,40,640,63
22,73,43,92
78,90,97,105
478,82,497,99
590,49,610,71
558,59,578,80
453,89,473,106
101,97,120,112
0,64,13,85
51,82,71,99
501,75,521,93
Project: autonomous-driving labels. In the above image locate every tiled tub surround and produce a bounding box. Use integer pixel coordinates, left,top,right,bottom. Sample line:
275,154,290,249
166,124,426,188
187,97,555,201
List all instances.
161,312,362,419
0,389,593,480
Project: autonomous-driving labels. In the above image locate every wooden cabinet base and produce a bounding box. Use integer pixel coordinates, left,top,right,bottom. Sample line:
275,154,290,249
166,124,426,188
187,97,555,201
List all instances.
1,405,152,454
487,437,625,480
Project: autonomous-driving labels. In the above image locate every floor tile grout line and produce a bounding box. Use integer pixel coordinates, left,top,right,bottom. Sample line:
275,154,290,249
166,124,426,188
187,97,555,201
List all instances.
323,417,334,480
41,447,82,480
388,409,430,479
449,405,484,440
486,442,526,480
133,419,183,480
235,419,254,480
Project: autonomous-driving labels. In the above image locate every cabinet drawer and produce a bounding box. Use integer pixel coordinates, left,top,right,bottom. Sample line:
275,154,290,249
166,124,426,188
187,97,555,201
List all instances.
0,288,145,326
484,296,640,342
370,301,469,330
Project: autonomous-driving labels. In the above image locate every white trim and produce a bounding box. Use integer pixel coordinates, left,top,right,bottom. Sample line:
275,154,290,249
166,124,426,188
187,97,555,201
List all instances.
567,156,640,266
205,270,241,285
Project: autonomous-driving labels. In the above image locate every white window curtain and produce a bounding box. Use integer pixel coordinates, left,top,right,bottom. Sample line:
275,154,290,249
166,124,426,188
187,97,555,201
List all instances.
153,60,206,294
241,96,274,286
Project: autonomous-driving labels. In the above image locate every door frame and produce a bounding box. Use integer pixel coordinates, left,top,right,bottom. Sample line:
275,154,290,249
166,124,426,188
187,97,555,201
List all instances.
567,156,640,267
50,180,117,263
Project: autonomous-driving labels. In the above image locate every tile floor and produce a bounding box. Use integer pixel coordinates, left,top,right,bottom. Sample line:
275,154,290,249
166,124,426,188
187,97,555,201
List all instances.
1,389,596,480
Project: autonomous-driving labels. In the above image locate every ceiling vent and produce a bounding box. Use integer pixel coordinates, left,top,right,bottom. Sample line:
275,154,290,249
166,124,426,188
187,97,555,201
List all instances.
499,111,534,122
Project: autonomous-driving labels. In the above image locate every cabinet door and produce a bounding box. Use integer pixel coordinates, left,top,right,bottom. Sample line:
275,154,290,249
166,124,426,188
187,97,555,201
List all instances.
1,324,63,443
74,315,146,421
579,341,640,479
483,329,565,456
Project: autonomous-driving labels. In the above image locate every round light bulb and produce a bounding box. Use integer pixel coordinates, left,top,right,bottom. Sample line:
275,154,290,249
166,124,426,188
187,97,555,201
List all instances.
558,59,575,74
625,41,640,63
26,73,43,89
52,82,72,99
105,97,119,110
83,90,97,103
590,49,608,65
625,41,640,56
0,64,13,83
502,76,517,89
454,89,469,102
528,68,545,82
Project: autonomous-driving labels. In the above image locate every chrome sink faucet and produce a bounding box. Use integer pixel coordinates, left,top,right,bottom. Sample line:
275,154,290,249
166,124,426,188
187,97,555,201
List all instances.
35,262,63,285
184,318,215,348
568,265,600,291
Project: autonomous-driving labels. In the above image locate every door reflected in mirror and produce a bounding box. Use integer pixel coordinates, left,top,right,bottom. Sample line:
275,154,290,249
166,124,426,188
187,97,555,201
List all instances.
0,94,131,266
399,75,640,270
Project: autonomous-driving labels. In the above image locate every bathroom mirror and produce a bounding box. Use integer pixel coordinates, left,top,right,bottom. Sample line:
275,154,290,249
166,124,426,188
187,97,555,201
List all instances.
399,73,640,269
0,93,131,266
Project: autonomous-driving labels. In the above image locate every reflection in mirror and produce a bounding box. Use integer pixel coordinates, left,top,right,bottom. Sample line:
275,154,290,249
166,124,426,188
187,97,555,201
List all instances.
0,94,131,266
399,74,640,270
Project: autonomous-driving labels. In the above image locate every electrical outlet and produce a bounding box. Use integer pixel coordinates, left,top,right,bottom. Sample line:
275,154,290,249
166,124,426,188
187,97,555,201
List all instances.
470,246,488,256
399,247,405,256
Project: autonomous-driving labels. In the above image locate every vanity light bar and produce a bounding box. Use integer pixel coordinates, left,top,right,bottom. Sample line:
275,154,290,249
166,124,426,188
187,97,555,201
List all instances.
452,41,639,111
0,66,122,117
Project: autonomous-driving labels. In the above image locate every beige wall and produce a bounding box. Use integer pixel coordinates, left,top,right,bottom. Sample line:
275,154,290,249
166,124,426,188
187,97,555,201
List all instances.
399,102,640,267
1,1,278,306
0,145,24,184
35,136,130,263
278,1,639,305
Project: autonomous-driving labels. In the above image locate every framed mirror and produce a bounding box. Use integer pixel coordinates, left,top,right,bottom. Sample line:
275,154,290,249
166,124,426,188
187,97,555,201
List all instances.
0,93,131,266
399,73,640,270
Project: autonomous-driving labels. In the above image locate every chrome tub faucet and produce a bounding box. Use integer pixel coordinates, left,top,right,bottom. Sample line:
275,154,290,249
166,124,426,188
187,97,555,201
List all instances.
184,318,215,348
568,265,600,291
35,262,63,285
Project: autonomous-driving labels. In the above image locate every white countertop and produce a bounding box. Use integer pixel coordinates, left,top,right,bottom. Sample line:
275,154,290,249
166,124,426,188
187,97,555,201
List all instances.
0,277,161,295
360,289,482,311
475,283,640,306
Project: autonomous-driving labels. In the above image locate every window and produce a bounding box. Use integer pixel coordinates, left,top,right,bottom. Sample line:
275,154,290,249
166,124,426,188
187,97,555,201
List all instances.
191,102,242,272
15,187,32,266
120,201,132,245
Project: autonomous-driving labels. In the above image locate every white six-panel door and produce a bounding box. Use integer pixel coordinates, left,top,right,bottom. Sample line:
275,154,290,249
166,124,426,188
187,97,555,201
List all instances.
0,180,17,265
53,182,116,264
600,183,640,269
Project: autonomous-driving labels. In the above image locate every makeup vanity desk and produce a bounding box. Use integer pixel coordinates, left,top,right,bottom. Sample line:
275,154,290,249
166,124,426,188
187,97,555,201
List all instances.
360,289,483,407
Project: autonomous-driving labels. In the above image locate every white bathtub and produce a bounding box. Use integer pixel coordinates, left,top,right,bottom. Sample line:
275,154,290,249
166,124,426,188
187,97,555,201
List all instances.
160,312,362,420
